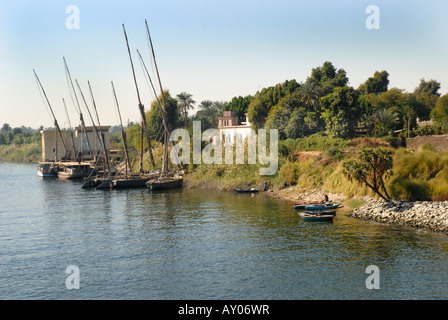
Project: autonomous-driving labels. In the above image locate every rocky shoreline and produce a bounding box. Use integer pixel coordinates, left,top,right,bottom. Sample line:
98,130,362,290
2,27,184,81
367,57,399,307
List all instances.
347,199,448,234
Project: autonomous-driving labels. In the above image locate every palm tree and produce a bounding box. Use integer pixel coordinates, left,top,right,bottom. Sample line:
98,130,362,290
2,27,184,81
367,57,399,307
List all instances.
177,92,195,128
212,100,228,112
195,100,219,129
374,108,399,136
199,100,214,110
299,82,322,112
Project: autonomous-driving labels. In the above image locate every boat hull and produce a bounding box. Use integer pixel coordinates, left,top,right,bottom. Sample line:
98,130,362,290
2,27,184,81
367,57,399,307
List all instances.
304,203,341,210
299,212,334,221
37,163,57,178
37,171,57,178
234,188,259,193
146,177,183,190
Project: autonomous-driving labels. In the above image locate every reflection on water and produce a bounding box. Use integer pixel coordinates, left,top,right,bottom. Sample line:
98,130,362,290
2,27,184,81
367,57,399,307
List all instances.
1,163,448,299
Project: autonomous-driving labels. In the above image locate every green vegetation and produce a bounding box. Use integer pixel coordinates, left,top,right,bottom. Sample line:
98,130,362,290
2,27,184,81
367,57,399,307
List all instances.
343,148,393,200
388,146,448,201
0,124,42,163
0,144,42,163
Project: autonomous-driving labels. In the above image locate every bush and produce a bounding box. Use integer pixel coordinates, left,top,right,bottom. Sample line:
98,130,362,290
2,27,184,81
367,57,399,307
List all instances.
388,147,448,200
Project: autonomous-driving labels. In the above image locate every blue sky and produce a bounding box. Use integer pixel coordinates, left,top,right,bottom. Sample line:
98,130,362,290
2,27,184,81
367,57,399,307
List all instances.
1,0,447,128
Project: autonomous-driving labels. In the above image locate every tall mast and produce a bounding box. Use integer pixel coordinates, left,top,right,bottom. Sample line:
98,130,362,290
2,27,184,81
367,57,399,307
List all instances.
111,81,132,176
62,98,77,161
33,69,68,160
137,49,182,171
63,57,93,161
75,80,106,165
88,81,111,173
145,19,172,175
122,23,156,170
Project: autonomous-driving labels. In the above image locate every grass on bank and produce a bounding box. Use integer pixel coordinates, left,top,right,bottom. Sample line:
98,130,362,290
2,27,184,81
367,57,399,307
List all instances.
0,144,42,163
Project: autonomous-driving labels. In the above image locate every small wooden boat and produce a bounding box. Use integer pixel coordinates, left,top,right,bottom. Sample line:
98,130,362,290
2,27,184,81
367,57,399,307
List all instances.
37,162,57,178
57,162,94,180
305,203,341,210
146,176,183,191
293,201,328,209
81,177,103,189
234,187,259,193
299,212,334,222
304,210,336,216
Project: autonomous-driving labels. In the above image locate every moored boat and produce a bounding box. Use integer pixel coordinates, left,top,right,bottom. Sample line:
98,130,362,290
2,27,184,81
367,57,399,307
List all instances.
304,203,341,210
304,209,336,216
299,212,334,222
95,173,160,190
146,176,183,191
37,162,57,178
57,162,94,179
293,201,330,209
234,187,259,193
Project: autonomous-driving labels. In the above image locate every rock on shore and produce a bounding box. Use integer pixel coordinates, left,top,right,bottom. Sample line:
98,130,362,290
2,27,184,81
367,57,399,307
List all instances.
347,199,448,234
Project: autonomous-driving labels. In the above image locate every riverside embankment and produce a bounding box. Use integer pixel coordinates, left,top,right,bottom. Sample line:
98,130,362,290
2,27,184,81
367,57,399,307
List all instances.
348,199,448,234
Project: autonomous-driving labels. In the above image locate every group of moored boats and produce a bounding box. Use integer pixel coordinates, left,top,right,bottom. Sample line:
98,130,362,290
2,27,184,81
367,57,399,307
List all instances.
37,161,95,179
293,201,342,222
37,161,183,191
36,21,185,192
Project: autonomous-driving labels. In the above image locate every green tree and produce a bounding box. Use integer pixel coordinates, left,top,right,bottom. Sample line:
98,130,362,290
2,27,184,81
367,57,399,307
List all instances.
357,71,389,95
414,78,441,97
298,82,322,112
265,105,290,139
225,95,252,123
343,147,393,201
306,61,348,96
430,94,448,124
247,79,300,130
320,86,360,139
212,100,228,114
177,92,195,129
1,123,11,135
192,100,221,130
285,107,309,139
373,108,399,136
147,90,181,142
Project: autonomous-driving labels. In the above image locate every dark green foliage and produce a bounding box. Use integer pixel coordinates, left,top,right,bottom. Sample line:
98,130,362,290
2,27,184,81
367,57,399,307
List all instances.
306,61,348,96
414,78,441,97
430,94,448,124
247,79,301,130
357,70,389,95
320,86,361,139
0,124,42,146
225,95,253,123
147,90,181,142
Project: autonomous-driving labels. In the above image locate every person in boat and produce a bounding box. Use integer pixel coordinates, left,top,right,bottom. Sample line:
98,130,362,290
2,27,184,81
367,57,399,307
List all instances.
323,193,329,202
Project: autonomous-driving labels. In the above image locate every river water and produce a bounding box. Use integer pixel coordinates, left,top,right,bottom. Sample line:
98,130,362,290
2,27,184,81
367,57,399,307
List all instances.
1,162,448,300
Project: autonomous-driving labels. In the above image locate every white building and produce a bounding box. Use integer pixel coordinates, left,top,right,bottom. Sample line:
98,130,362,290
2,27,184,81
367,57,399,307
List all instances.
41,126,111,162
218,111,253,144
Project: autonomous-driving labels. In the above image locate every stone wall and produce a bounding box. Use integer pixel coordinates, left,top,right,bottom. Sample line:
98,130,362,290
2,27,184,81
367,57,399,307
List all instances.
406,134,448,152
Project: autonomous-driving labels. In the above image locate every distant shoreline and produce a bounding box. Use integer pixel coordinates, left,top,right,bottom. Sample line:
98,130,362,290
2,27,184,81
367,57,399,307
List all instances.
0,144,41,164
